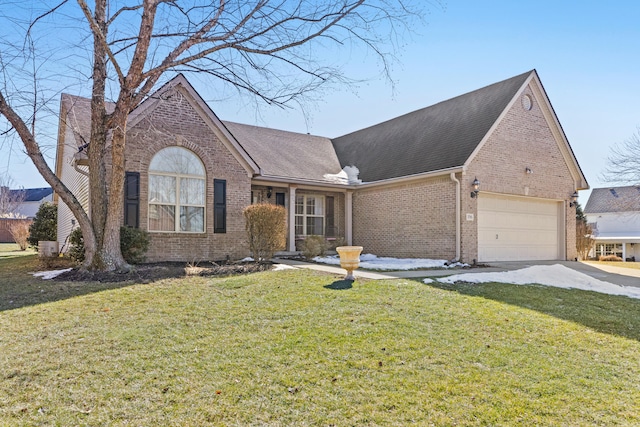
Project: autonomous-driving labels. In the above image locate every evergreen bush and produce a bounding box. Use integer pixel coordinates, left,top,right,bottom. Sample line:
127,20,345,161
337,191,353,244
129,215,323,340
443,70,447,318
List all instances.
68,226,150,264
27,202,57,247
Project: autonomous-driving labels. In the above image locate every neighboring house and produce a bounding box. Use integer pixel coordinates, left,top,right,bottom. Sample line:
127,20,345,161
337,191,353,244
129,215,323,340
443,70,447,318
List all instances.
11,187,54,218
0,187,53,243
54,69,588,263
584,186,640,261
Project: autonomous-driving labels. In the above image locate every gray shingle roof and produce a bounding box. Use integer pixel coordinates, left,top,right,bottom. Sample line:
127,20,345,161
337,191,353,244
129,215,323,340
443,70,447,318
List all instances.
9,187,53,202
223,121,343,182
331,71,533,182
61,94,115,148
584,186,640,213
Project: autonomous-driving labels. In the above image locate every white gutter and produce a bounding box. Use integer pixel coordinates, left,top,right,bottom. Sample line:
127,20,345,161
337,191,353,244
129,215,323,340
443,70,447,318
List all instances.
450,172,461,262
253,166,465,191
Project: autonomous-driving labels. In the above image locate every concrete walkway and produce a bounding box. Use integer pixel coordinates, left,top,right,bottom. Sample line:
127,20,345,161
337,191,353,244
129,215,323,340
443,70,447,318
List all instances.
274,258,640,288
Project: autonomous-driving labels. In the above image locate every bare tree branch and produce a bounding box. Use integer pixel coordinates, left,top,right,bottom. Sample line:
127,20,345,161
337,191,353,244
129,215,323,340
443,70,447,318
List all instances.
602,126,640,185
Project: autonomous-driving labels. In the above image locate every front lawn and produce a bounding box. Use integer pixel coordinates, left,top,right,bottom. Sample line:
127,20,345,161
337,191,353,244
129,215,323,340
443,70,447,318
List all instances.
586,260,640,270
1,256,639,425
0,242,37,258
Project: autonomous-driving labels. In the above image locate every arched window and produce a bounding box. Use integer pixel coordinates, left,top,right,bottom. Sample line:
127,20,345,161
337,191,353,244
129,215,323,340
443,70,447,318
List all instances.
148,146,205,232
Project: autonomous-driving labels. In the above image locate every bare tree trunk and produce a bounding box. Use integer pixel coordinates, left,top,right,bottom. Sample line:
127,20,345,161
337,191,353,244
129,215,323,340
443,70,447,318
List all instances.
99,104,130,271
85,0,112,270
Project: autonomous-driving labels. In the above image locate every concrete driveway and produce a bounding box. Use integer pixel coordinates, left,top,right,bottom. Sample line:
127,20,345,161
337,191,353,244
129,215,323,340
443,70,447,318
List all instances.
485,260,640,288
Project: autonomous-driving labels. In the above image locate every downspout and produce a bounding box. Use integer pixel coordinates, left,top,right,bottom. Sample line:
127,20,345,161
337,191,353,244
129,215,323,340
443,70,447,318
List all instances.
450,173,461,262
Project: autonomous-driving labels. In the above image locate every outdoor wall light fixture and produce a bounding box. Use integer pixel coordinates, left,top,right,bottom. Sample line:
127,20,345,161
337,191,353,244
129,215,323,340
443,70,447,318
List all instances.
267,186,273,198
569,191,579,207
525,167,533,174
470,178,480,198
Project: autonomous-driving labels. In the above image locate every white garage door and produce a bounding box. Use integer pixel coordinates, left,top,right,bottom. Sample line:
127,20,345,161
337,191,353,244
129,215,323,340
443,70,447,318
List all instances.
478,194,562,262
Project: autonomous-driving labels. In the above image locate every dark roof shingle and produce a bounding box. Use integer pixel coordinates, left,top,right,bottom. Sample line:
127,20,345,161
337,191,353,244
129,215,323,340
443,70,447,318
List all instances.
331,71,533,182
223,121,343,182
584,186,640,213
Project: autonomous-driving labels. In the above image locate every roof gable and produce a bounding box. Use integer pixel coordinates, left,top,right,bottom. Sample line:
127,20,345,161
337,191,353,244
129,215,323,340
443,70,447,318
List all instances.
56,75,260,177
223,121,342,183
331,71,533,182
584,186,640,214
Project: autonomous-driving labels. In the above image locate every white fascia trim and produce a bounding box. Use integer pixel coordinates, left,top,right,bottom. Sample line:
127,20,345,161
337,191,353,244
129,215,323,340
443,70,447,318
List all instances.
254,167,465,191
355,167,465,190
252,175,350,192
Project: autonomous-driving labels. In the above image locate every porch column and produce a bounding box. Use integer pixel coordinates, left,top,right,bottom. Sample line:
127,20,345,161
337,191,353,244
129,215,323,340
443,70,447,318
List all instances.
346,190,353,245
288,185,297,252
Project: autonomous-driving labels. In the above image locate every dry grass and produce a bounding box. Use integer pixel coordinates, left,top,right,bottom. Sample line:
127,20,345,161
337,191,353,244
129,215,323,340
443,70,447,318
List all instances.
1,256,639,425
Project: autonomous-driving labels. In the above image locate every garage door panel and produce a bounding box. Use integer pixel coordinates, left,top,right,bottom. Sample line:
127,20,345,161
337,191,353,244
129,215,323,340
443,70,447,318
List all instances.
478,194,561,262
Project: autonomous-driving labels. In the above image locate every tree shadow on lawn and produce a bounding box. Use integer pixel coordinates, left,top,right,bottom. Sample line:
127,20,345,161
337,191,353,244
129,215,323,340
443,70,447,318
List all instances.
414,278,640,342
0,260,183,313
324,279,354,290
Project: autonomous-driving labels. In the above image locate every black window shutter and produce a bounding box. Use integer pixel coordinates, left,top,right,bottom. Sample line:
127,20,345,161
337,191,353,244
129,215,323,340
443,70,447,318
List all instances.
275,192,285,207
325,196,335,237
214,179,226,233
124,172,140,228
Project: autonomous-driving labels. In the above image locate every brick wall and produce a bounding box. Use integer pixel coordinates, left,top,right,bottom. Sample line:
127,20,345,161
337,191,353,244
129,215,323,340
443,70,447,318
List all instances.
123,86,252,262
352,176,457,259
462,84,578,261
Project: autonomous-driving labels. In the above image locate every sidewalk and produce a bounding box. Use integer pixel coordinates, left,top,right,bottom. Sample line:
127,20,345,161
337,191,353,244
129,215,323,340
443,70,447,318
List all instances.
274,259,522,280
274,258,640,288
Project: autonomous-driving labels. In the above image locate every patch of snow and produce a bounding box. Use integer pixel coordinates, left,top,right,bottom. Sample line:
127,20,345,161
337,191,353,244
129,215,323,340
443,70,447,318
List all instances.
323,165,362,185
314,254,468,271
323,169,349,184
273,263,297,271
31,268,73,280
240,257,254,262
435,264,640,299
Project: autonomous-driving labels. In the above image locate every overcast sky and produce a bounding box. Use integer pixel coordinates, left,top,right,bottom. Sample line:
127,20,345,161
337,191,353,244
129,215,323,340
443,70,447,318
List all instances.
2,0,639,205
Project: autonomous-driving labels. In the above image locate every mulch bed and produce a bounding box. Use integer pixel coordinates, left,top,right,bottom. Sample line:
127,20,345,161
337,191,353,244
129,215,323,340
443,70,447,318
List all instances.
53,261,273,283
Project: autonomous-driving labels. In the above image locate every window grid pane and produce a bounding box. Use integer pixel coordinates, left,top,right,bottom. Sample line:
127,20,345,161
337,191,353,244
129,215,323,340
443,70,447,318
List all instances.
149,175,176,203
294,195,325,236
180,206,204,232
148,205,175,231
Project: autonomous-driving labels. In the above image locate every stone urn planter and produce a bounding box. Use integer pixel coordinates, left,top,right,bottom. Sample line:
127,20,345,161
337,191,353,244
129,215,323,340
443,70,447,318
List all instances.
336,246,363,281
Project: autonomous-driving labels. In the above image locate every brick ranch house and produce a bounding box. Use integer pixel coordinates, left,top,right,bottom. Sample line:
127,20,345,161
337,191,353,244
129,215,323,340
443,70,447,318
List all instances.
55,70,588,263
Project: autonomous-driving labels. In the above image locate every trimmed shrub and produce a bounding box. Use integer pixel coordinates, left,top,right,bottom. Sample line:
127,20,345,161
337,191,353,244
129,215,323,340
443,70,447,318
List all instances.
599,255,623,262
243,203,287,261
301,235,328,260
27,202,57,248
68,226,150,264
8,220,31,250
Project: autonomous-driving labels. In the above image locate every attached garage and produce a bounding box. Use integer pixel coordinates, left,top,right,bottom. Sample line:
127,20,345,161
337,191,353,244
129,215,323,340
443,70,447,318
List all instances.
478,194,564,262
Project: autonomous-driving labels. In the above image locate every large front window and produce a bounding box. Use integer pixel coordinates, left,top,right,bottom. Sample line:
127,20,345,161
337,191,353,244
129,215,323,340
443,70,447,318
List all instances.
295,195,324,236
595,243,623,258
148,147,205,232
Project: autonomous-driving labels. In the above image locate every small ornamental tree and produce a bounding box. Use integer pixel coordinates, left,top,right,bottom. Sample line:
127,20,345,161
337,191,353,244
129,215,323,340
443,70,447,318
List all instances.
576,220,595,260
27,202,57,248
243,204,287,262
8,220,31,250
